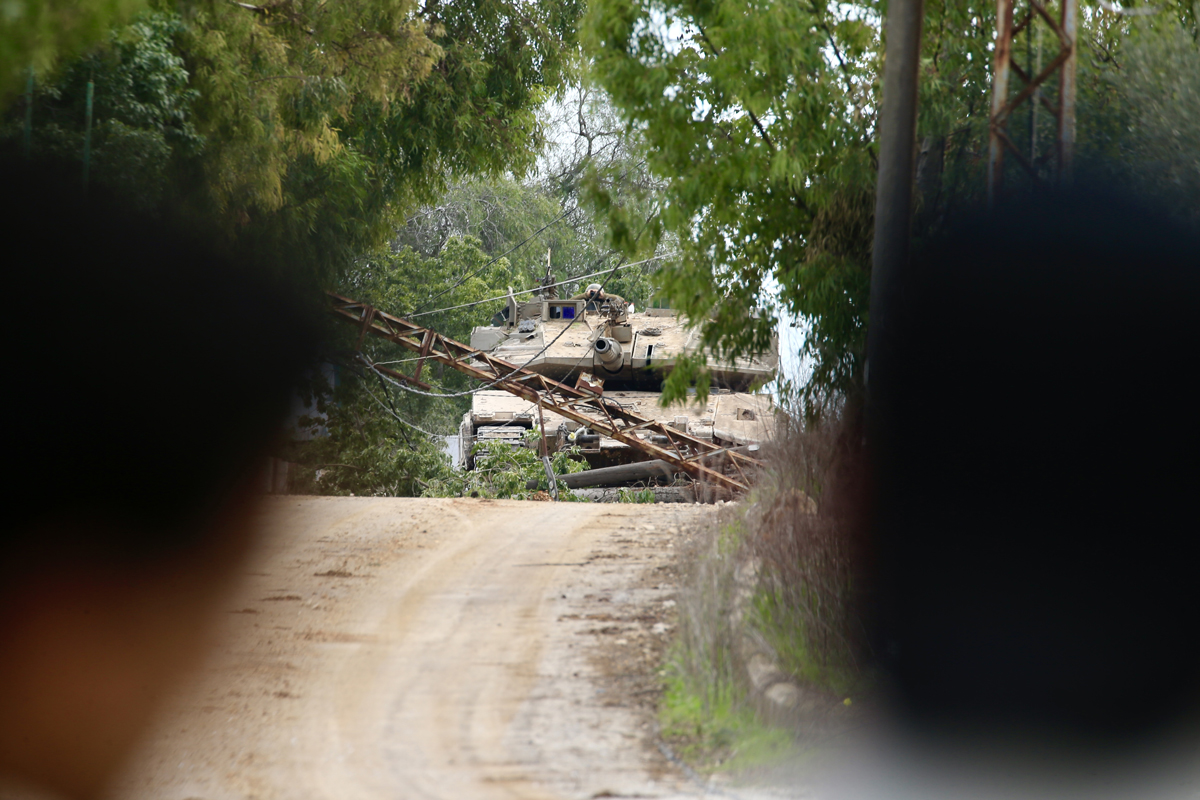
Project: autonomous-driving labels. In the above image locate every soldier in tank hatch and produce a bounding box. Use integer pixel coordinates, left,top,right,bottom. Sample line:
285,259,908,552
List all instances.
571,283,625,310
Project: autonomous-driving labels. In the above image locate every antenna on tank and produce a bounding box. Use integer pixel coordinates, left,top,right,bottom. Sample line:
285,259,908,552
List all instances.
540,248,558,299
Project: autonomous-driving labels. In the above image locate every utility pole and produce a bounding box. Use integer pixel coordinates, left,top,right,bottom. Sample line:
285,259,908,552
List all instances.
541,248,557,299
22,67,33,157
82,80,94,190
987,0,1078,205
868,0,924,433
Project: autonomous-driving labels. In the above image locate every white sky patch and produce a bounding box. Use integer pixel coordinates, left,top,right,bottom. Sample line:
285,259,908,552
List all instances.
760,274,812,403
649,8,690,56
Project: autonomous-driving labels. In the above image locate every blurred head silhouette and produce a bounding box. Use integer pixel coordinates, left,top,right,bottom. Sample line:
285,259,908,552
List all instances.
861,183,1200,797
0,152,316,799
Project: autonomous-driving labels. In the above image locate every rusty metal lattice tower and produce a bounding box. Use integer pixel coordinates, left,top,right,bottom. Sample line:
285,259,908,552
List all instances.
987,0,1078,204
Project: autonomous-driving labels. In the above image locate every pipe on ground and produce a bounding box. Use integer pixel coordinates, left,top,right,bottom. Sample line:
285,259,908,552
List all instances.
525,445,758,490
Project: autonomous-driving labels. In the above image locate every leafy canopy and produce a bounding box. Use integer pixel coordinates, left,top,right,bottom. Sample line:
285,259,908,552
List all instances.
584,0,1200,415
7,0,580,281
583,0,879,411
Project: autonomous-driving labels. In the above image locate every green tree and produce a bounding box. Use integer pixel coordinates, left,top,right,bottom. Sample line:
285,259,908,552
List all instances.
7,0,580,281
423,430,590,499
1085,9,1200,229
287,375,456,497
182,0,579,277
583,0,879,413
282,234,525,493
5,11,201,206
584,0,1200,416
0,0,148,102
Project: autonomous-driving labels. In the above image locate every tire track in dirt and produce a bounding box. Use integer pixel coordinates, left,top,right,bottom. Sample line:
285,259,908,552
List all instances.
110,497,719,800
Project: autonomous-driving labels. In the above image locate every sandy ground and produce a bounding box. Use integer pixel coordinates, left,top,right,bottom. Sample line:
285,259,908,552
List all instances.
107,496,734,800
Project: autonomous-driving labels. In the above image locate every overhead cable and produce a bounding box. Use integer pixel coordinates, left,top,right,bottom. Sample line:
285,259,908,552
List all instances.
357,256,628,399
407,208,572,316
358,380,450,438
407,253,675,319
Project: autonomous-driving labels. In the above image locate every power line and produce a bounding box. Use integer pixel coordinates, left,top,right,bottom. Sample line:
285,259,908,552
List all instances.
407,253,674,319
407,208,572,316
359,381,449,438
357,256,629,399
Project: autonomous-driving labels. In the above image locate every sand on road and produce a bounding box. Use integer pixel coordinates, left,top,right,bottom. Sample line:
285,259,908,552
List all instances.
110,496,719,800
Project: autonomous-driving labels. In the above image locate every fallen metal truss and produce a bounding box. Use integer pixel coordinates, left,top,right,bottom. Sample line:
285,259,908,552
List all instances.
988,0,1078,203
328,292,760,492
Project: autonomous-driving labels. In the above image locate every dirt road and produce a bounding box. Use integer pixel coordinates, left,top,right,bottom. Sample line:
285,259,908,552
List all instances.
110,497,722,800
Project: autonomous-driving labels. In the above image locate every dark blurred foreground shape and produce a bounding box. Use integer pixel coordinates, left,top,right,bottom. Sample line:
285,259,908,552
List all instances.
869,184,1200,753
0,151,317,799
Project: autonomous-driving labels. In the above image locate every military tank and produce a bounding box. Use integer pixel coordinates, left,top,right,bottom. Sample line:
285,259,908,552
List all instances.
458,283,779,473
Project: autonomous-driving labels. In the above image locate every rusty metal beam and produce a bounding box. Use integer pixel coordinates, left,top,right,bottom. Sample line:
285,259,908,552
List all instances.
353,307,376,352
994,126,1040,179
1012,9,1033,36
997,46,1072,125
368,361,433,392
1010,62,1061,119
412,328,436,382
988,0,1077,203
326,292,760,492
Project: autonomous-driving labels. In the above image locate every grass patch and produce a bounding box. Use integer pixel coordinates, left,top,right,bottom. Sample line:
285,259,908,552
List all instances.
661,510,797,776
660,665,794,773
618,487,657,503
751,590,861,699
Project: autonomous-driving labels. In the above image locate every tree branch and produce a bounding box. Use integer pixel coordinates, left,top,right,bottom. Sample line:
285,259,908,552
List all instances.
809,4,855,98
745,108,776,152
693,22,776,152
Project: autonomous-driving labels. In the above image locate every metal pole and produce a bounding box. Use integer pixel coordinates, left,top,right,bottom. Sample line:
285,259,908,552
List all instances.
537,400,549,459
541,456,559,501
22,67,33,157
82,80,94,190
868,0,924,427
537,400,557,499
987,0,1014,207
1057,0,1078,186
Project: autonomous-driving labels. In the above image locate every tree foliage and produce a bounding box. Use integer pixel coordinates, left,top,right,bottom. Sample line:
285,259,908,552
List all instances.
0,0,147,103
1086,8,1200,229
286,374,455,497
4,11,200,206
583,0,879,412
583,0,1200,416
6,0,580,280
424,430,591,499
279,232,523,494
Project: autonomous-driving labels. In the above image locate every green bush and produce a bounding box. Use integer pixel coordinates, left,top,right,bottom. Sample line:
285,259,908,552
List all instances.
660,664,792,773
423,430,590,500
618,487,656,504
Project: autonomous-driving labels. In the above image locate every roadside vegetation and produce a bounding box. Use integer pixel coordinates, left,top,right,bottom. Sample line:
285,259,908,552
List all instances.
424,430,592,500
660,399,869,774
661,504,794,773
